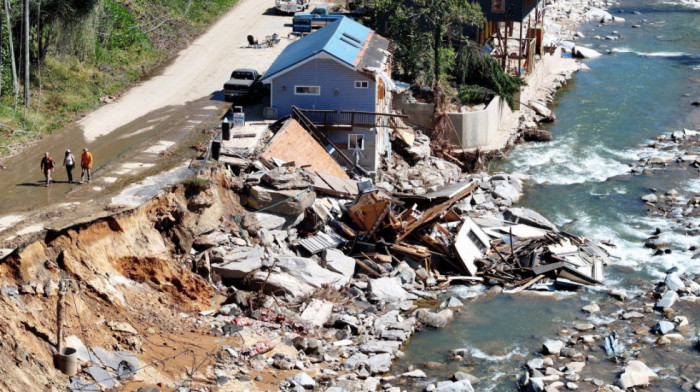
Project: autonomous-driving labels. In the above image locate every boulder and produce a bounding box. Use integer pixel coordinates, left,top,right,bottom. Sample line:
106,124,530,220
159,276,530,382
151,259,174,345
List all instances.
364,353,392,374
291,372,316,389
665,273,685,291
415,309,452,328
584,7,612,22
654,320,675,335
323,249,356,278
368,277,409,302
542,339,564,356
262,167,314,190
241,211,287,232
492,183,521,203
435,379,475,392
247,186,315,216
641,193,658,203
572,46,602,59
617,361,658,389
359,340,401,354
529,101,554,120
582,303,600,314
655,290,678,309
341,353,369,371
440,297,464,308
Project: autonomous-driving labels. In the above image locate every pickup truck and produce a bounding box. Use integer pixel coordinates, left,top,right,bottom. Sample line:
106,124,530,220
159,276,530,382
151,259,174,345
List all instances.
292,6,346,33
276,0,309,14
222,69,263,103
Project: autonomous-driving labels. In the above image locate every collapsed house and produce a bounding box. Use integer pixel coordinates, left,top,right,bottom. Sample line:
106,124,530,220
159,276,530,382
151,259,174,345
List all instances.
212,115,612,295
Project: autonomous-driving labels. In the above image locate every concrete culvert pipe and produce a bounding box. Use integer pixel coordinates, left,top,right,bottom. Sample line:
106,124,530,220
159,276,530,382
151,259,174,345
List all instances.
55,347,78,376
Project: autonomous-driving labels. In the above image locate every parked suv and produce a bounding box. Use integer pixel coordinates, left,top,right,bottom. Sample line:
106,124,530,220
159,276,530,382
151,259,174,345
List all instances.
223,68,262,103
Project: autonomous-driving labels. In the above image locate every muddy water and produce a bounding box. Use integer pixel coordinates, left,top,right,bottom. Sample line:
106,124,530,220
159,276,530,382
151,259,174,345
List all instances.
0,94,228,217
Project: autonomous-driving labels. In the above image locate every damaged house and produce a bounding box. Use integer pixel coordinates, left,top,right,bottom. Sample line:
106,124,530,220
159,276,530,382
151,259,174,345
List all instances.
261,17,395,172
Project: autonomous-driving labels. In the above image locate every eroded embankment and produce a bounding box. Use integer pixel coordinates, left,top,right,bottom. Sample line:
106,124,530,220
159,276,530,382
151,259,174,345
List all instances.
0,174,242,391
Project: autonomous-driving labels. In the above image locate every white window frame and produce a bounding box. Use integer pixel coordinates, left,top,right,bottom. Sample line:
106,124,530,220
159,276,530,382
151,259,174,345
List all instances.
354,80,369,89
294,85,321,95
348,134,365,150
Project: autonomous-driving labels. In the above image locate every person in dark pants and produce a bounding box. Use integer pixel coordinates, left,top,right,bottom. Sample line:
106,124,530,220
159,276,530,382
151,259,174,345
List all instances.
40,152,55,187
63,149,75,183
80,148,93,183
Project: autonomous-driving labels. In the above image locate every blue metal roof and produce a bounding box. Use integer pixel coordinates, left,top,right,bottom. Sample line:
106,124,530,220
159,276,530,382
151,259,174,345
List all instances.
261,17,371,82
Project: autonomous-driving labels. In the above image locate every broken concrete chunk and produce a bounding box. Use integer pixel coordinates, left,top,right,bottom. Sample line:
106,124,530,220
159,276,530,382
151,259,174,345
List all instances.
107,322,138,335
210,246,265,279
84,365,117,389
300,299,334,328
88,278,125,307
249,270,314,298
275,257,349,290
323,248,356,278
241,211,287,232
290,372,316,389
247,186,315,216
503,208,557,231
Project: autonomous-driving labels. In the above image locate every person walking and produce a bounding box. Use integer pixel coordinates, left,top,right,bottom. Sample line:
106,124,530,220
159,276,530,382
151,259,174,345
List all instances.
40,152,55,187
80,148,93,183
63,149,76,183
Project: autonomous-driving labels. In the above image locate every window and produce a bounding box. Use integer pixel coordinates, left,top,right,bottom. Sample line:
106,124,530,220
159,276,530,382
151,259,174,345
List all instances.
348,134,364,150
295,86,320,95
354,81,368,89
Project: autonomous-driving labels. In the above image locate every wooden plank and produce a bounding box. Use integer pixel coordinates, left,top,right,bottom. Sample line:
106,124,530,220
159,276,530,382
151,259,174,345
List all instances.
395,182,477,242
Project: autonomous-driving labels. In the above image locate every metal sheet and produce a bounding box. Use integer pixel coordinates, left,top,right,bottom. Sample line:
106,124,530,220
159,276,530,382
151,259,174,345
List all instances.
298,232,345,254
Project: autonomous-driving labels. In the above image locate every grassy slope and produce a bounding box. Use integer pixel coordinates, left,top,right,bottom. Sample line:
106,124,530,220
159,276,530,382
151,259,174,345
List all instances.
0,0,238,157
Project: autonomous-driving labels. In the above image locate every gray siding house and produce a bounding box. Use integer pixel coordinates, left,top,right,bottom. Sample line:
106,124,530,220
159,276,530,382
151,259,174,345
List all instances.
261,17,393,172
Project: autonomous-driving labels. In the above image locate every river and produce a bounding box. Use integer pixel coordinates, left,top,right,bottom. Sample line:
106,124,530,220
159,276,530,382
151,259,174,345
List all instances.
393,0,699,389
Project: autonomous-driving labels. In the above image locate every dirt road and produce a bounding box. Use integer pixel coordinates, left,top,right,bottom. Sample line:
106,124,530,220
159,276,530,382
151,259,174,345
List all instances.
0,0,298,247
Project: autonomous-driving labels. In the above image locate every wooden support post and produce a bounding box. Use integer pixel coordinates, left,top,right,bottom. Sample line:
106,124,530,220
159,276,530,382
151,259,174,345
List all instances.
56,280,67,353
509,227,514,257
518,21,524,75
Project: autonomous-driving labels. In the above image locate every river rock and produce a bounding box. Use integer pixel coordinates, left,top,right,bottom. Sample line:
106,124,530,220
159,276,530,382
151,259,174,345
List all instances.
323,248,356,278
492,181,521,204
247,186,315,216
582,303,600,314
610,288,628,301
566,362,586,373
402,369,427,378
436,379,475,392
647,156,673,165
665,273,685,291
585,7,613,22
341,353,368,371
503,208,557,231
368,277,409,302
365,353,392,374
440,297,464,308
415,309,453,328
572,46,602,58
617,361,658,389
543,339,564,356
359,340,400,354
641,193,658,203
291,372,315,389
655,290,678,309
654,320,675,335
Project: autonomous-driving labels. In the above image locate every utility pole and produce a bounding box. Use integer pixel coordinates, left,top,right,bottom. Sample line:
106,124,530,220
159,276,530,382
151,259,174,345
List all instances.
4,0,18,98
